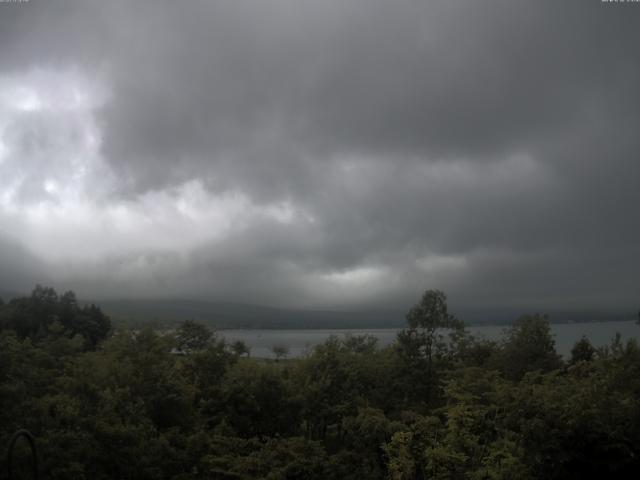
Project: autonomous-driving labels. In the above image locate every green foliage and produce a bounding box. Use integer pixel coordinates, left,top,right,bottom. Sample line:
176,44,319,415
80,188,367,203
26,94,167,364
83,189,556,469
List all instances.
405,290,462,332
201,436,330,479
1,286,639,479
570,336,596,364
175,319,214,353
217,361,301,438
395,290,467,407
500,314,562,380
230,339,251,357
0,285,111,348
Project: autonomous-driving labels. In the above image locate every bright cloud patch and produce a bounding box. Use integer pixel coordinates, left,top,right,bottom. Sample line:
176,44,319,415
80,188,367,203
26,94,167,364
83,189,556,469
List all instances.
0,69,313,266
320,266,387,286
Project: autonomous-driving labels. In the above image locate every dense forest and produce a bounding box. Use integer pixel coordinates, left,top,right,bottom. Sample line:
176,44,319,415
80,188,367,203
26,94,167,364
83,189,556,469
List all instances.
1,286,640,479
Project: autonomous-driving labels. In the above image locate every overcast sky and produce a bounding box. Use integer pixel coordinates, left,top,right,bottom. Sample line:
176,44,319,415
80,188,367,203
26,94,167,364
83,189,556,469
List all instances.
0,0,638,312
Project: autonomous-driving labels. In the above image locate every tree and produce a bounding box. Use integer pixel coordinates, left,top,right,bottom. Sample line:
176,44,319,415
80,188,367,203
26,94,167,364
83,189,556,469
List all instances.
230,339,251,357
271,344,290,361
570,336,596,364
342,333,378,355
0,286,110,347
396,289,465,405
402,290,465,359
202,436,329,479
220,362,301,437
500,314,562,380
6,285,59,338
175,319,213,353
72,303,112,347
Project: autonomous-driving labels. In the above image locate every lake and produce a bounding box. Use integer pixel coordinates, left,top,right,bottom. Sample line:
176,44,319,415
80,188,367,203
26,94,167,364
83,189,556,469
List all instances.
220,320,640,359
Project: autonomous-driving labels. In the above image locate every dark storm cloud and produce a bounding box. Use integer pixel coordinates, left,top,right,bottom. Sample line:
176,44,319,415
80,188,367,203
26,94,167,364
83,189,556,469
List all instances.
0,0,639,312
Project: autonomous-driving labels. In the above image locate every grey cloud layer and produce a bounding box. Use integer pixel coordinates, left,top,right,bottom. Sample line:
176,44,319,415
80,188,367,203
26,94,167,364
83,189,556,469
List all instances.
0,0,639,311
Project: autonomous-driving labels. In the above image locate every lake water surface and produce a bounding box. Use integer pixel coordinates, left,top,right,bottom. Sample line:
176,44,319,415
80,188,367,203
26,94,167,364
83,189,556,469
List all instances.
220,321,640,359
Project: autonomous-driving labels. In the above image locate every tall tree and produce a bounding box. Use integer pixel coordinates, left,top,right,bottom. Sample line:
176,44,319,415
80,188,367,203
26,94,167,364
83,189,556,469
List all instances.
396,289,465,405
230,339,251,357
175,319,214,353
501,314,562,380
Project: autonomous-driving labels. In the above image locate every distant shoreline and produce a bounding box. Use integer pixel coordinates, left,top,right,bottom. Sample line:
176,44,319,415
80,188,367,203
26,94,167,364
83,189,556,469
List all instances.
211,318,638,331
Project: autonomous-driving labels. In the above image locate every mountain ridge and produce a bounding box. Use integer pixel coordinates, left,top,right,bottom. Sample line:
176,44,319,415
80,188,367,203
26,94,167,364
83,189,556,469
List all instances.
91,298,636,330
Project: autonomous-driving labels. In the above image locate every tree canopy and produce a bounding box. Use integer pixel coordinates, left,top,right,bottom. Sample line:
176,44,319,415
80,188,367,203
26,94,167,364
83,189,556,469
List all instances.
0,286,639,479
